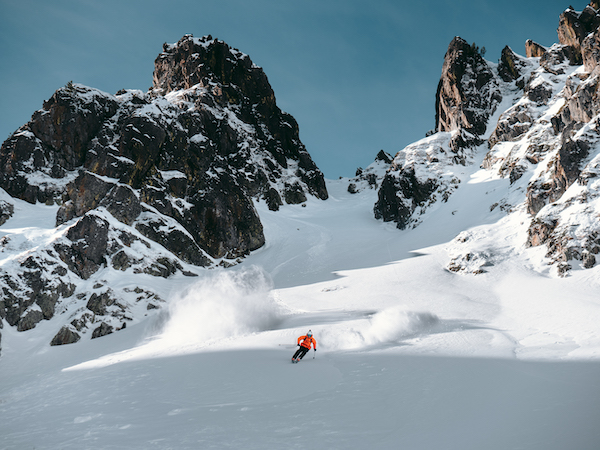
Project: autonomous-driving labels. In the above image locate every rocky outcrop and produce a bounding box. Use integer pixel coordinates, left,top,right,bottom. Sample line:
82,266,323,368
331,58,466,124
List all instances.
50,326,81,346
373,131,462,229
479,2,600,275
91,322,113,339
0,34,328,347
152,35,328,203
375,36,500,229
557,4,600,64
0,200,13,226
498,46,526,85
435,37,501,138
374,163,437,228
582,27,600,71
526,40,547,58
347,150,392,194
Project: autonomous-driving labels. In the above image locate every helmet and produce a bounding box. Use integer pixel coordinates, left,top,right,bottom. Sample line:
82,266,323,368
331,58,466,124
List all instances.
307,331,312,337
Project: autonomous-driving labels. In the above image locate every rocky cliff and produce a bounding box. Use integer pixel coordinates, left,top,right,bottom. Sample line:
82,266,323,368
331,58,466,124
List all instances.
374,36,501,228
0,35,327,347
375,1,600,275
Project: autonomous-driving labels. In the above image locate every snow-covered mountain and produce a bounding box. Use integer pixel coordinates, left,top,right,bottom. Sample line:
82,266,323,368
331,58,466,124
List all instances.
374,4,600,279
0,34,327,345
1,4,600,449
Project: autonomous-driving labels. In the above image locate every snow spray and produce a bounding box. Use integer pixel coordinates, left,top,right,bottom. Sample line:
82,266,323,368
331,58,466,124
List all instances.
158,265,285,346
318,307,439,351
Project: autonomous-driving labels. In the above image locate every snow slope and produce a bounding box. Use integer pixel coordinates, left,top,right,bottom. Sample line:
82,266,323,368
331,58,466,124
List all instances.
1,164,600,449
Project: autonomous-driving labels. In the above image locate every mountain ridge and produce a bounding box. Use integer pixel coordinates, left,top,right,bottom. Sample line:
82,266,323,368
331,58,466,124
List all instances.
3,2,600,351
373,1,600,278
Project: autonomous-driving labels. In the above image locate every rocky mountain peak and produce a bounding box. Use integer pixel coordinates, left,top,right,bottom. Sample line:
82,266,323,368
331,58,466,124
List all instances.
374,1,600,277
557,2,600,64
374,36,502,229
153,35,272,106
435,36,501,138
0,35,327,347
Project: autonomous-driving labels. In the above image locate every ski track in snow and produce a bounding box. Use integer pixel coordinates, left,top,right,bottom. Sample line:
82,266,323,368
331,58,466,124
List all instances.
2,172,600,448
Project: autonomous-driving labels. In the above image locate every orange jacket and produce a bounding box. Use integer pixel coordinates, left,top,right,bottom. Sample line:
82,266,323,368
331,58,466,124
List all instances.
298,335,316,349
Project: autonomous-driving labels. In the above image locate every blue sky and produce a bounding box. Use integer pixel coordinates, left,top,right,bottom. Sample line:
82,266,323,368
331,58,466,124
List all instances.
0,0,575,178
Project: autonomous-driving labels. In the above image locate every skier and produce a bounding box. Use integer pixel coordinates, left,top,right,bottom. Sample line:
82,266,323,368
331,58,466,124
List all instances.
292,330,316,363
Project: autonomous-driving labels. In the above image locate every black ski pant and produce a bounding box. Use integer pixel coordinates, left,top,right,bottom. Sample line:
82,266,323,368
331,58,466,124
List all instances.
293,346,310,360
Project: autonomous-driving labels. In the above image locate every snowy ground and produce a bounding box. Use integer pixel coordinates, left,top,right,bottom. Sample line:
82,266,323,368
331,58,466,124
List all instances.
1,168,600,449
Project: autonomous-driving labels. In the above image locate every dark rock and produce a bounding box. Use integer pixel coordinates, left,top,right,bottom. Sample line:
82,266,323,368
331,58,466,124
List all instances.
435,37,501,137
374,165,436,229
540,44,582,73
582,27,600,72
86,291,116,316
138,257,181,278
187,174,265,259
111,250,135,271
347,150,392,194
152,35,327,203
17,309,44,331
264,187,283,211
99,184,142,225
375,149,393,164
0,200,14,226
582,250,597,268
55,214,109,279
525,81,553,104
283,182,307,204
135,215,211,266
56,171,112,225
497,46,522,82
50,326,81,346
30,84,118,169
71,313,94,331
91,322,114,339
448,129,483,159
0,130,59,204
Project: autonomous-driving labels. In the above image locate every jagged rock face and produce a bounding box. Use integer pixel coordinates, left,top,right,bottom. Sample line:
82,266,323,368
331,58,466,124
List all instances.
481,3,600,274
375,36,499,229
435,37,501,138
374,3,600,275
373,132,462,229
0,34,328,345
152,35,328,203
582,26,600,72
526,40,547,58
557,4,600,64
498,46,525,84
374,165,437,229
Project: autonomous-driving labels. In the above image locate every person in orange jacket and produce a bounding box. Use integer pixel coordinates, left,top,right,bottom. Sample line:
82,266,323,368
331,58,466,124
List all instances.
292,330,316,363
